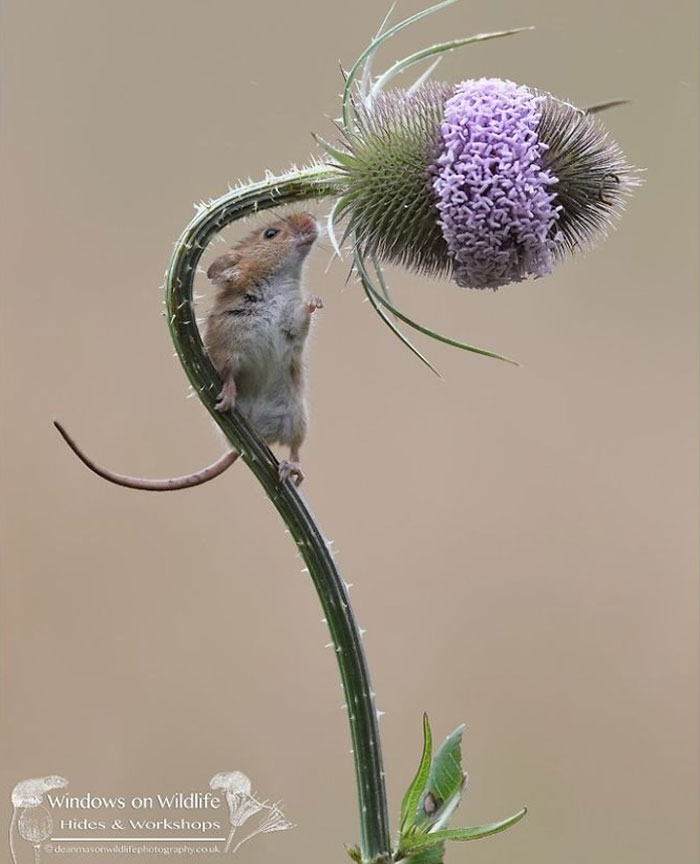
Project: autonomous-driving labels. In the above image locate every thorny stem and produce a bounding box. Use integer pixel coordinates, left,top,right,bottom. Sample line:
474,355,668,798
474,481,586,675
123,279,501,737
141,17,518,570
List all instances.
165,162,392,864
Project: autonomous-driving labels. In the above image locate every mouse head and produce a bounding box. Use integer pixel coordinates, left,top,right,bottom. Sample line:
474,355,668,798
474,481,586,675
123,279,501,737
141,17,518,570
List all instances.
207,212,318,291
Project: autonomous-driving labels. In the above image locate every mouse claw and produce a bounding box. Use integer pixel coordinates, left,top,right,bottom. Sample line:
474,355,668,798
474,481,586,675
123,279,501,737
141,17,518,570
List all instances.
306,296,324,315
278,460,304,486
214,395,235,412
214,382,237,413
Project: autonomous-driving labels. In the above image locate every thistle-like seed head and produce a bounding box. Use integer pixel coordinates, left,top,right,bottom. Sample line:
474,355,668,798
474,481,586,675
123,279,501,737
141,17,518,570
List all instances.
329,78,638,289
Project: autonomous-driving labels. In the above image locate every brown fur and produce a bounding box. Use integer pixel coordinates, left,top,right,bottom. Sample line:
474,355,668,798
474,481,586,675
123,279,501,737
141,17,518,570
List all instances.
202,212,322,485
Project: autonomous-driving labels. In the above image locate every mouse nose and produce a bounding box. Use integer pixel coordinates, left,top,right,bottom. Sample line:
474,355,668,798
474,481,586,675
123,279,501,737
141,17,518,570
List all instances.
293,212,319,245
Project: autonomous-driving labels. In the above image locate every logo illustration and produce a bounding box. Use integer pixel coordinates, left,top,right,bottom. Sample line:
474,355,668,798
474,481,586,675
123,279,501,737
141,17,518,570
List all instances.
209,771,293,854
10,776,69,864
9,771,293,858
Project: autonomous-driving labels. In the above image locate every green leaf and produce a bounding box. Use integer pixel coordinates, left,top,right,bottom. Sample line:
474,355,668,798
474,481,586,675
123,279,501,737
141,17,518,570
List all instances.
311,133,356,169
413,725,466,834
401,843,445,864
326,197,345,261
371,253,394,304
370,27,534,97
345,844,362,863
399,714,434,836
342,0,461,128
399,808,528,853
361,273,441,377
354,248,519,366
369,255,442,375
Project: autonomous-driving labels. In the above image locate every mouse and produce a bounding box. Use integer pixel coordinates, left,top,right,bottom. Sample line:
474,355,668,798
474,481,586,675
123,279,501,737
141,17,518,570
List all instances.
55,211,322,488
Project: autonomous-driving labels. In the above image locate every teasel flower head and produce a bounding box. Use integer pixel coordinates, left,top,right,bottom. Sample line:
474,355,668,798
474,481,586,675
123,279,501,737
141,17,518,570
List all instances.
163,1,638,371
309,1,639,367
324,32,636,294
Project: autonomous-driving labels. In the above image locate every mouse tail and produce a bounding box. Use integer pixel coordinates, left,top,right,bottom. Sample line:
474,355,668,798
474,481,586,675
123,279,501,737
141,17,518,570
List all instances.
53,420,238,491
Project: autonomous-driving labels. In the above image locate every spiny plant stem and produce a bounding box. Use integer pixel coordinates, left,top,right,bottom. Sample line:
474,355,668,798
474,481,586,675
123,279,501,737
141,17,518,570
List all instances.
164,163,392,864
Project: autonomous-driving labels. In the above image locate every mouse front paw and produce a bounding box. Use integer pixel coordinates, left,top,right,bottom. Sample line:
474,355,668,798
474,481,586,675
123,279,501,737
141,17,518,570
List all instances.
278,460,304,486
305,296,324,315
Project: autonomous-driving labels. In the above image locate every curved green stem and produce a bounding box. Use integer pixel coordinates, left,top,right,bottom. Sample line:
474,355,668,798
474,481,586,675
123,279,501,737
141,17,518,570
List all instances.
164,162,392,863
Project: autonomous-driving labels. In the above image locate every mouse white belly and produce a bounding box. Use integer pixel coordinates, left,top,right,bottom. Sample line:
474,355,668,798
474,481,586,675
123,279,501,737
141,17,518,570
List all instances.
234,293,309,447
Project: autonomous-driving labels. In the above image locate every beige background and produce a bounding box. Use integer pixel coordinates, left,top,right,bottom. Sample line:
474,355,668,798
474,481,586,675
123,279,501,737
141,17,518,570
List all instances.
1,1,698,863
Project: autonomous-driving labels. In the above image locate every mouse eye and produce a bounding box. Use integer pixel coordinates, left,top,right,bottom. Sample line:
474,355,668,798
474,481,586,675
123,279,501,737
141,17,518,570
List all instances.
263,227,279,239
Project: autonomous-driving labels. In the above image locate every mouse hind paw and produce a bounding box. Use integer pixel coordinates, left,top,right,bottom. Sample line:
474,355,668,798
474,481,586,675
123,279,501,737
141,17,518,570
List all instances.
278,460,304,486
214,379,237,413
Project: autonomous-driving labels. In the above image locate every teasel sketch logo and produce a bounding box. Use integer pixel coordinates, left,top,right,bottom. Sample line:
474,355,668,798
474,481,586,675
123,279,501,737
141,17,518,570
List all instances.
209,771,294,854
9,776,68,864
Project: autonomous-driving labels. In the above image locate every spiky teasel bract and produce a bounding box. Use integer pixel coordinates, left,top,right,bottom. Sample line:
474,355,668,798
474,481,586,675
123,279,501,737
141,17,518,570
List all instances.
536,93,635,254
332,82,455,279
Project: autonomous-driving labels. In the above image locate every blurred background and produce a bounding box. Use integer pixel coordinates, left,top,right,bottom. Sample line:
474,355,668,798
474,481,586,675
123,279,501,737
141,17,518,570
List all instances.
1,1,697,862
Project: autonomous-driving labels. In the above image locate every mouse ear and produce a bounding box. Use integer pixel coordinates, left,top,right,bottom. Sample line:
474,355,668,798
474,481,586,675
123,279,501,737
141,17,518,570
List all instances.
207,251,241,286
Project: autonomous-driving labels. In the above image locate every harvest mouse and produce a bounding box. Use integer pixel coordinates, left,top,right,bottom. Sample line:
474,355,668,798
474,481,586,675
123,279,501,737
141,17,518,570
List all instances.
55,212,322,488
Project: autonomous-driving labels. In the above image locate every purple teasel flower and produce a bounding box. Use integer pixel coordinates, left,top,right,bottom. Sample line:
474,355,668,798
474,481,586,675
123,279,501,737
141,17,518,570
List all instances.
433,78,563,290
